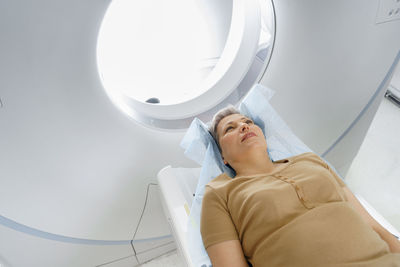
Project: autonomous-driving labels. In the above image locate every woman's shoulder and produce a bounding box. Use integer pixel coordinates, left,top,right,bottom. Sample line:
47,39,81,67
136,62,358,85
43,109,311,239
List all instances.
291,151,324,162
206,173,232,189
288,152,330,169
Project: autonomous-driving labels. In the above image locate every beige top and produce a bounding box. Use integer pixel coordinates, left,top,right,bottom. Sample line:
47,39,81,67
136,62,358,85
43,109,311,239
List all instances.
200,152,400,266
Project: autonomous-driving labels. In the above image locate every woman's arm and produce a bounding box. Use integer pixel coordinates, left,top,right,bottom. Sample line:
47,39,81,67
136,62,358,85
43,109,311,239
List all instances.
343,186,400,253
201,186,250,266
206,240,249,267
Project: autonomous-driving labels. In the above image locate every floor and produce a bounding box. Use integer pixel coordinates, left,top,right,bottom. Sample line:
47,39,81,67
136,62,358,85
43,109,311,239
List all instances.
140,95,400,266
139,250,185,267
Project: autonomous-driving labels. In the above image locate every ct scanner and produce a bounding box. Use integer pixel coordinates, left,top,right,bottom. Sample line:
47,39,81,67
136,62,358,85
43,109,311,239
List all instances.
0,0,400,266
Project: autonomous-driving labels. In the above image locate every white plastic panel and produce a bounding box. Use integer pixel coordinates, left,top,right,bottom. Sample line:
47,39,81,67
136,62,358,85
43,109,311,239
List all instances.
157,166,196,267
136,242,177,265
100,255,139,267
0,223,137,267
132,183,174,254
261,0,400,174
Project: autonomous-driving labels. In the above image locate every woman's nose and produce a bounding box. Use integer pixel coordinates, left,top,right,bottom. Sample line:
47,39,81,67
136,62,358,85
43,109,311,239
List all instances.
239,123,249,132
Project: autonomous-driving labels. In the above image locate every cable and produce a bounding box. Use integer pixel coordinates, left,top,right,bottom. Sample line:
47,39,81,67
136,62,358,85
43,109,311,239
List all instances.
130,182,159,261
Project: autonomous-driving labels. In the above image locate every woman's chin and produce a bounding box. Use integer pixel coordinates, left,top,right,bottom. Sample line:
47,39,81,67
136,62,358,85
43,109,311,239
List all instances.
242,143,267,154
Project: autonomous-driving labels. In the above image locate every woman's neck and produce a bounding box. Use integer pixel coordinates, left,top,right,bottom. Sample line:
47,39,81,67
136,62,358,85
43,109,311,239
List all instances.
233,150,278,177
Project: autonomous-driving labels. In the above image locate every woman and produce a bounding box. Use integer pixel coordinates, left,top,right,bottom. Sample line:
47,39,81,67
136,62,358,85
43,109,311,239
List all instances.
200,106,400,267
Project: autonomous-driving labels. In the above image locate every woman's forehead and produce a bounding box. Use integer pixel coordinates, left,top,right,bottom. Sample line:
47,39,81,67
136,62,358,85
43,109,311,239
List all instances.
218,114,249,129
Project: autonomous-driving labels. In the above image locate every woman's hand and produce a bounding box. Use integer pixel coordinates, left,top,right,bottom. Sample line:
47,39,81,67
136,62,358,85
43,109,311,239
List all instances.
343,186,400,253
206,239,249,267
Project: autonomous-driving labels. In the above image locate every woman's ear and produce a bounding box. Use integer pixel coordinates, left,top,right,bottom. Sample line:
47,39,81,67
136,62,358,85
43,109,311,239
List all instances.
221,155,228,165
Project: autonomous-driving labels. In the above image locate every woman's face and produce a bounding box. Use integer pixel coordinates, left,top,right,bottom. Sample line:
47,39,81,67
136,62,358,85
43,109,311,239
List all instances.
217,114,267,165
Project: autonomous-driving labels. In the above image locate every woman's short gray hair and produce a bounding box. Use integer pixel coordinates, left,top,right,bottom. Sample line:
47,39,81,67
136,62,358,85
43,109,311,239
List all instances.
209,105,241,150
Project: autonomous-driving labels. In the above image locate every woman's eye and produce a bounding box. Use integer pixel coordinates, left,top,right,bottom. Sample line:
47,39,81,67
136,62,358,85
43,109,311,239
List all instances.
246,120,253,124
225,126,233,133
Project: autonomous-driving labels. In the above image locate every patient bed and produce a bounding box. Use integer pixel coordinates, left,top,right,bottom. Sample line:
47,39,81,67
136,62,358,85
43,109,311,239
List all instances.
158,165,400,267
